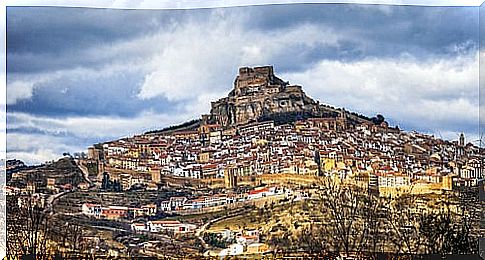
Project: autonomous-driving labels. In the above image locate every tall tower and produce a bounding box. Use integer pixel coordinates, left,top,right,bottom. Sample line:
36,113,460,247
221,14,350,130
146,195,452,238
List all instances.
459,133,465,147
314,149,322,176
456,133,465,158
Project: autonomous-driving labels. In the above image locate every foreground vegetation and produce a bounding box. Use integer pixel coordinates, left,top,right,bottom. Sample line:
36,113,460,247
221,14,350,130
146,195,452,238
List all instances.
207,179,481,256
6,178,482,258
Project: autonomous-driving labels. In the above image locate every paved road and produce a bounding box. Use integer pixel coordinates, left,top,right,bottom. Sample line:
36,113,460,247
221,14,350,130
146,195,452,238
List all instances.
92,225,128,232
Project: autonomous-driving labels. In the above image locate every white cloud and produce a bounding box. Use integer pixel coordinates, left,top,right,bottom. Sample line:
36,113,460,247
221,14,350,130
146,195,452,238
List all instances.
9,110,195,140
281,53,478,135
15,11,257,104
135,14,341,101
7,77,44,105
7,150,62,165
6,133,77,164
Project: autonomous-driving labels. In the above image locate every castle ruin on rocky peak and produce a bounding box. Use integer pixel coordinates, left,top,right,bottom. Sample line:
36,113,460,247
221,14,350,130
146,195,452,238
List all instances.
206,65,375,127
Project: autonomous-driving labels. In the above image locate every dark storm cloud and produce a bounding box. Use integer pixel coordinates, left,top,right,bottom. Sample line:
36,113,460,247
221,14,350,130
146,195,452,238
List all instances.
7,70,181,117
7,7,178,73
7,5,478,74
249,4,478,59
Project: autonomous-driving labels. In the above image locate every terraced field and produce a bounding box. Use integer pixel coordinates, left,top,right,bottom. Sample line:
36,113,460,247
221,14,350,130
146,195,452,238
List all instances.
8,157,85,189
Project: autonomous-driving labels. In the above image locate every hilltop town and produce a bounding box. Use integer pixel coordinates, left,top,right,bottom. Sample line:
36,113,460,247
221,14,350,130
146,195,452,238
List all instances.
87,66,482,194
6,66,484,258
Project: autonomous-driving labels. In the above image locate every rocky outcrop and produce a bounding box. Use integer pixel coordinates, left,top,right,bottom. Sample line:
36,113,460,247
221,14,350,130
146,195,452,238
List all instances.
208,66,372,127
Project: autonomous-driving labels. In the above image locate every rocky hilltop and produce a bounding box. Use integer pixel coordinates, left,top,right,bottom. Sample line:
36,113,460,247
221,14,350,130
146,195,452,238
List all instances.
206,65,377,127
146,65,384,135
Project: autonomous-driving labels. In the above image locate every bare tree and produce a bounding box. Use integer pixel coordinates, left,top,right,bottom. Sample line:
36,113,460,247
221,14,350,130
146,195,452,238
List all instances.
287,178,480,257
384,192,479,255
382,193,427,254
361,192,386,255
420,201,478,254
6,195,53,260
295,223,328,255
49,222,86,256
316,177,378,256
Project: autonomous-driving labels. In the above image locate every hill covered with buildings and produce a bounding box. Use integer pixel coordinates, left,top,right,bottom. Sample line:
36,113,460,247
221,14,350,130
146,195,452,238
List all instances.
84,66,482,194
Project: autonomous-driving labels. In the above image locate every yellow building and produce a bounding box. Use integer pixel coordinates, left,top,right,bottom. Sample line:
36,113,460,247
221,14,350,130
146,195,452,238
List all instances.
378,178,453,197
46,178,56,190
246,243,269,254
224,166,238,189
442,175,453,190
198,152,210,163
323,158,336,171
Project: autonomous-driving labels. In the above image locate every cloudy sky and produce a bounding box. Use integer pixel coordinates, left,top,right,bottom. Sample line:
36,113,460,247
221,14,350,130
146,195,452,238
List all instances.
6,3,480,164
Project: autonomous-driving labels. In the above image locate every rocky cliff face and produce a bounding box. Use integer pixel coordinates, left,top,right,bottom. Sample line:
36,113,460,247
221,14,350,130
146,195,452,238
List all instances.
208,66,371,127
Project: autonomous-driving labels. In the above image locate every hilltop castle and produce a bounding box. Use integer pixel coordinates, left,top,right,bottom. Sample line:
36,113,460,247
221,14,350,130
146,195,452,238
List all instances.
205,65,373,127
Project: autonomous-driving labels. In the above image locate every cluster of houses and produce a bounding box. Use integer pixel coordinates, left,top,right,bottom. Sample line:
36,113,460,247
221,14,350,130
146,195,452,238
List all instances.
87,117,483,194
81,203,157,220
81,186,298,220
81,186,308,226
4,185,36,196
159,186,301,212
131,220,197,234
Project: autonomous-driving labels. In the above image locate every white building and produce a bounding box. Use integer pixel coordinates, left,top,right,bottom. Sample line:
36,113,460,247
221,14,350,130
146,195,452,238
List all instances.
377,173,411,188
131,223,149,232
219,244,244,257
147,220,197,234
81,203,102,218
